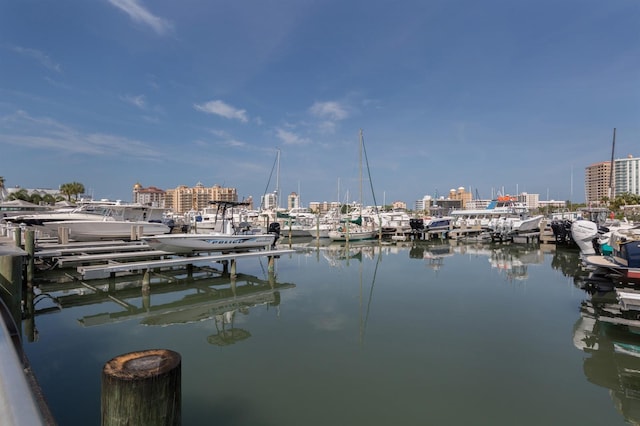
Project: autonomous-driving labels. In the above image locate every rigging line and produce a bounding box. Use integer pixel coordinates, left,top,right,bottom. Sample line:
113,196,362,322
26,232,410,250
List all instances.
362,247,382,341
361,131,378,210
261,149,279,207
361,131,382,237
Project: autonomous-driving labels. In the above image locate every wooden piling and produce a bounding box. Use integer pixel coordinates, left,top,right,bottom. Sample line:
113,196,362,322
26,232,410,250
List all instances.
101,349,181,426
25,229,35,285
0,245,25,329
230,258,237,278
13,227,22,248
57,227,69,244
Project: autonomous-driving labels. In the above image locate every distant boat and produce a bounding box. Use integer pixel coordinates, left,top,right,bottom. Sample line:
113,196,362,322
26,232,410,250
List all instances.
328,129,380,242
0,199,52,219
449,196,531,229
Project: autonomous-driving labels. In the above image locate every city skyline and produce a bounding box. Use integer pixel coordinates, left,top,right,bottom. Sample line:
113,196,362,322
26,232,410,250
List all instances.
1,1,638,205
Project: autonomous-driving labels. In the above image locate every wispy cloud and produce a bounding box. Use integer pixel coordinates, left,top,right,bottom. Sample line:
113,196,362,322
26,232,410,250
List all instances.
120,94,146,109
194,100,249,123
107,0,173,35
309,101,350,133
275,128,311,145
309,101,349,121
10,46,61,72
0,110,162,158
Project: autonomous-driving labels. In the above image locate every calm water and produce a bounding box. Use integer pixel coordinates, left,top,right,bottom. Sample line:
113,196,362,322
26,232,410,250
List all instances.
23,239,639,425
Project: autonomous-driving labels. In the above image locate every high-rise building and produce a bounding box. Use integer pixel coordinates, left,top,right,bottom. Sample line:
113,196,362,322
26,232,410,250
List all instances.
585,161,612,204
613,155,640,197
163,183,238,214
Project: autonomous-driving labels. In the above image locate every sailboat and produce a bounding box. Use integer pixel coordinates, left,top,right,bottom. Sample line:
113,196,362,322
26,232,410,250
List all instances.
329,130,379,242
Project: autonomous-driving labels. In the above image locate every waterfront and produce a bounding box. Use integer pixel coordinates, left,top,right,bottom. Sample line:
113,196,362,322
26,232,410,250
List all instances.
23,239,637,425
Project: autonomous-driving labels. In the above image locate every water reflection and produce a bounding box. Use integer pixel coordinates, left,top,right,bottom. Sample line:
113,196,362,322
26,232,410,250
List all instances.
574,292,640,424
26,266,295,344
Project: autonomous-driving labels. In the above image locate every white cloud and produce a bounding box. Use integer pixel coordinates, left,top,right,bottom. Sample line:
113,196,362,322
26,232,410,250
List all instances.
120,94,146,109
107,0,173,35
309,101,349,121
194,100,249,123
0,110,161,158
275,128,311,145
10,46,61,72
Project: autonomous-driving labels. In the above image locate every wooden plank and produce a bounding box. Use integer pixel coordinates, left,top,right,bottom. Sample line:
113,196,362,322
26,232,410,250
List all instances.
77,249,295,279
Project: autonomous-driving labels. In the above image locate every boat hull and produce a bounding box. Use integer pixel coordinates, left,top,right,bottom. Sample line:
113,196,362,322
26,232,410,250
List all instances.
327,230,378,242
142,233,276,254
43,220,171,241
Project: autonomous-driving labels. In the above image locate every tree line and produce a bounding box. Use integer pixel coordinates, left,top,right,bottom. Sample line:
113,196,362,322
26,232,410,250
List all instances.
0,177,85,204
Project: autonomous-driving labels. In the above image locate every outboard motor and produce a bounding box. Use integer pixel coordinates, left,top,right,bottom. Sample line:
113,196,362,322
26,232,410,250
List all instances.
570,220,599,255
409,218,424,231
268,222,281,246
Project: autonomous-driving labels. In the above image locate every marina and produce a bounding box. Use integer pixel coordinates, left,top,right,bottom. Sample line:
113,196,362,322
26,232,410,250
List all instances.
2,225,640,425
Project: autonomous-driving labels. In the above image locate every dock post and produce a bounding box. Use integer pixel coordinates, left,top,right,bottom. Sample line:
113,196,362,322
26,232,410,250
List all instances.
268,255,275,273
101,349,181,426
0,246,26,330
25,229,35,285
13,227,22,248
230,259,237,278
58,227,69,244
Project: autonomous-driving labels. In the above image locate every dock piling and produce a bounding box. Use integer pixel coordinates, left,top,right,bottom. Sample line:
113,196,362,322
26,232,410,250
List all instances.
101,349,181,426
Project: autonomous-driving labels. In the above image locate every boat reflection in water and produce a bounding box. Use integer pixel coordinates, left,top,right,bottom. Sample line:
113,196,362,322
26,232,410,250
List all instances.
29,265,295,346
407,240,544,279
574,292,640,424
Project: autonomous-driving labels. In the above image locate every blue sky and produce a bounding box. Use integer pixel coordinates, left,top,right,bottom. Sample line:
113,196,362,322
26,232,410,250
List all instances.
1,0,638,206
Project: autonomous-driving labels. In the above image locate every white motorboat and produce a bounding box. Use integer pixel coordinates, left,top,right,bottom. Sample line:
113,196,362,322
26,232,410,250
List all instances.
40,203,171,241
143,200,280,253
42,219,171,241
328,221,378,242
141,233,277,254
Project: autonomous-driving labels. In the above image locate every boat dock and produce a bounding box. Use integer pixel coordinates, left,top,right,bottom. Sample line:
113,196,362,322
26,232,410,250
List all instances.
0,227,294,425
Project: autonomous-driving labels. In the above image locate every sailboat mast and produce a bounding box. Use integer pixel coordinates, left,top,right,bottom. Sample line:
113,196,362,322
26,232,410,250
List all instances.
359,129,363,211
276,148,281,209
608,128,616,200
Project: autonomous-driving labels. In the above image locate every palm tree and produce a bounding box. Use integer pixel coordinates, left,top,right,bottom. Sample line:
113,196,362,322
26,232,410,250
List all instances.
8,188,29,201
60,182,85,201
0,176,6,201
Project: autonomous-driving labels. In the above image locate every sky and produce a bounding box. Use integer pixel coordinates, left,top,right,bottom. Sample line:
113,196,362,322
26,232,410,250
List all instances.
1,0,639,207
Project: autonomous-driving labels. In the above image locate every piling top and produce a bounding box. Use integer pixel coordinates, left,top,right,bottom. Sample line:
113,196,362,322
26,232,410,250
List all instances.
103,349,181,380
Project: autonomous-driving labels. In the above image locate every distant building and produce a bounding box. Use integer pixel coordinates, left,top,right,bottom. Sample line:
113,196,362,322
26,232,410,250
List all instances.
584,155,640,204
287,192,300,210
585,161,612,204
163,182,238,214
414,195,432,212
392,200,407,210
613,155,640,197
538,200,567,209
261,192,278,210
309,201,340,213
517,192,539,209
448,187,472,208
132,183,165,207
